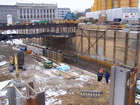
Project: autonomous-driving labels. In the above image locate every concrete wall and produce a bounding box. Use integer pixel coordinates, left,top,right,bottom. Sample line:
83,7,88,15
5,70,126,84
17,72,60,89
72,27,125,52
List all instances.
74,27,140,69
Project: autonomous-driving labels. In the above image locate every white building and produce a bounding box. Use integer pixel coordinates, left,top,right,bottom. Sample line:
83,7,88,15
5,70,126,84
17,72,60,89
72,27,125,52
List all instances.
57,8,71,20
16,3,57,22
86,7,140,22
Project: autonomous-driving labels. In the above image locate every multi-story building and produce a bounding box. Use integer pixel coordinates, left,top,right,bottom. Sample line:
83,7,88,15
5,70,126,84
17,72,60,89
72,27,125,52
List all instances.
0,5,17,24
57,8,71,20
91,0,139,12
16,3,57,22
0,3,58,24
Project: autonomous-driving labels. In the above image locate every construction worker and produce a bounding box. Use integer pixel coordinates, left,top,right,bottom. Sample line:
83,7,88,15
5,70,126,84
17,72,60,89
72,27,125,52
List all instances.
96,67,104,81
99,67,104,74
105,72,110,84
97,71,103,82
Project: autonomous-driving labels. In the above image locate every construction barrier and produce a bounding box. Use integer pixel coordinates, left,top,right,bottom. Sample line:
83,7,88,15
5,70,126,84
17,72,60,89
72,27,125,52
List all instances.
46,49,63,63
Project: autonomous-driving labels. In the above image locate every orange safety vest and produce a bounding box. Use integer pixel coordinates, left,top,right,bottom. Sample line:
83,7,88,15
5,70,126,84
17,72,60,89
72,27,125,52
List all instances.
99,67,104,73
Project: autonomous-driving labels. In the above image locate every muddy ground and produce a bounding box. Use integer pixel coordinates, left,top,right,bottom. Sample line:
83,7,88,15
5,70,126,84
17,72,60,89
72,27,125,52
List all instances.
0,42,110,105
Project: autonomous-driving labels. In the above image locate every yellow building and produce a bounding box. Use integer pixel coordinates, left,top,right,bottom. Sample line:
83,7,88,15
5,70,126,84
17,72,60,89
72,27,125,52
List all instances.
91,0,138,12
130,0,139,7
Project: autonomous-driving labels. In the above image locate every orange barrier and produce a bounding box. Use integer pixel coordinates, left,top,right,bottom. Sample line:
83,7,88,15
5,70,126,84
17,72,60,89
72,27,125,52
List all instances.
79,55,115,68
25,50,32,54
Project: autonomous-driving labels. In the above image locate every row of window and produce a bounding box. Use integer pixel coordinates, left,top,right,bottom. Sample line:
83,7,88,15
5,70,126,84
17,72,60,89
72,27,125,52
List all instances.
20,9,55,14
1,10,16,12
20,14,55,19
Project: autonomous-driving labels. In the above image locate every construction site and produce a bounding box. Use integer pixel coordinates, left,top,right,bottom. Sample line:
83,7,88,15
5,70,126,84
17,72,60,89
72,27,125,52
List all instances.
0,0,140,105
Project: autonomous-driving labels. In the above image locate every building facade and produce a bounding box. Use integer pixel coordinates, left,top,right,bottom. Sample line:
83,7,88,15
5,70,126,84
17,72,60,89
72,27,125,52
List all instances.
91,0,139,12
57,8,71,20
0,3,58,24
16,3,57,22
0,5,17,24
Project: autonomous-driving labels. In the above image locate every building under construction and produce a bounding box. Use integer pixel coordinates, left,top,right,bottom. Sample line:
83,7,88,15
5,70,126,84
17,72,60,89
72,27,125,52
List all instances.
87,0,139,22
0,1,140,105
91,0,139,12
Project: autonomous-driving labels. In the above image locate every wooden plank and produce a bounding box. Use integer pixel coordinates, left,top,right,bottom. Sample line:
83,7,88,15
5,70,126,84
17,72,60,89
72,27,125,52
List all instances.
51,70,76,79
104,31,106,57
128,68,138,105
88,31,91,55
81,30,83,54
135,33,140,66
59,71,74,79
124,32,129,65
79,55,115,68
96,30,98,56
113,30,117,63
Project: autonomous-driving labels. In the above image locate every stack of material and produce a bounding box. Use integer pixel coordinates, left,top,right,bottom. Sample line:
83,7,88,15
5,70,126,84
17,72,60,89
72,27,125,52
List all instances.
107,0,113,9
130,0,138,7
97,0,101,11
101,0,106,10
120,0,130,8
113,0,119,8
52,68,79,80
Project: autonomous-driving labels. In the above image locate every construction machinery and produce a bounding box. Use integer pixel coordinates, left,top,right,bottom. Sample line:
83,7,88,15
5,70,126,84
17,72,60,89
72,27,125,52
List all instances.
64,12,79,23
43,60,53,69
9,51,26,72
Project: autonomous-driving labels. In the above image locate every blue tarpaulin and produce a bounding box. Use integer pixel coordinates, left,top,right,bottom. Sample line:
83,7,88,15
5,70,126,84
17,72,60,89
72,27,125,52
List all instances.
56,65,70,71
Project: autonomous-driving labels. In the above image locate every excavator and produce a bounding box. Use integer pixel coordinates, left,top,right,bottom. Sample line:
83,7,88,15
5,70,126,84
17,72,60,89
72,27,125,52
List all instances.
9,51,26,72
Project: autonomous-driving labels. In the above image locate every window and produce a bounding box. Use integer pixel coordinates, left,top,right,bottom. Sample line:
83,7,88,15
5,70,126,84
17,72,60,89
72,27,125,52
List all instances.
24,9,25,13
37,15,39,18
47,9,49,13
34,9,36,13
41,15,42,18
34,15,36,18
50,9,52,13
53,9,55,13
20,9,22,13
44,15,46,18
30,9,32,13
24,15,26,19
53,15,55,18
31,15,32,19
37,9,39,13
50,15,52,18
27,9,29,13
27,15,29,18
44,9,46,13
47,15,49,18
40,9,42,13
20,15,22,19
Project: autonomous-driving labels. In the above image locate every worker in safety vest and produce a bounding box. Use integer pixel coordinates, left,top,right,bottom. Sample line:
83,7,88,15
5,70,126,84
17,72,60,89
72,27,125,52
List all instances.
97,67,104,82
99,67,104,74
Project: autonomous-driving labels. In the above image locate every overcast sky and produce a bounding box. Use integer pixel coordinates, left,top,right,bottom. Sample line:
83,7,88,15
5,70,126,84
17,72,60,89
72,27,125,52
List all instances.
0,0,93,12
